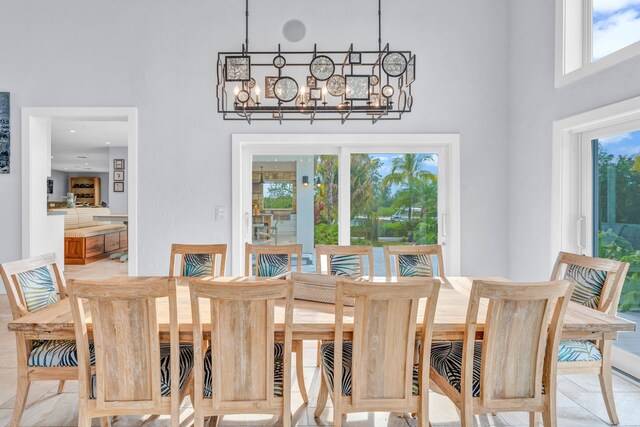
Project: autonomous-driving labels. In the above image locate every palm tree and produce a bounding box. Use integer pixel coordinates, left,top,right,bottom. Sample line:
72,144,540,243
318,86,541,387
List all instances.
382,154,436,241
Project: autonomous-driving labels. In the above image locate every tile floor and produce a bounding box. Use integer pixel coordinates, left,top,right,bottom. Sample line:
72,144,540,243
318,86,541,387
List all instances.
1,259,639,426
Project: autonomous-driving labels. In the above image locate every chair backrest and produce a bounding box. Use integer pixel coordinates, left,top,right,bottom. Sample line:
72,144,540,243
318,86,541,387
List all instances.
189,278,293,413
245,243,302,277
169,244,227,278
551,251,629,314
333,278,440,410
383,244,445,279
68,278,180,412
315,244,374,278
463,280,573,410
0,253,67,319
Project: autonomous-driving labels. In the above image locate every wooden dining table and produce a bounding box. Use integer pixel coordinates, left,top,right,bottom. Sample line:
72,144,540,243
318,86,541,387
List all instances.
7,276,635,342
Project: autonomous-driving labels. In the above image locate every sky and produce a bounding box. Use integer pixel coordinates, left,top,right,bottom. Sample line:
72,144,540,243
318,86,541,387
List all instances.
592,0,640,60
599,130,640,159
371,154,438,177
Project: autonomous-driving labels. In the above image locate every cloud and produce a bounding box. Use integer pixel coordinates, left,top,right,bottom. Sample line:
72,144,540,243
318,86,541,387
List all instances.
593,0,640,15
599,132,633,144
593,9,640,59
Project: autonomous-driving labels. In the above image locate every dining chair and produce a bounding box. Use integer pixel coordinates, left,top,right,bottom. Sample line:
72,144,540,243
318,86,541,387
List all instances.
430,279,574,427
550,251,630,425
315,244,374,278
383,244,445,279
189,277,294,427
245,243,309,404
0,253,80,427
169,243,227,277
314,278,441,427
68,277,193,427
245,243,302,277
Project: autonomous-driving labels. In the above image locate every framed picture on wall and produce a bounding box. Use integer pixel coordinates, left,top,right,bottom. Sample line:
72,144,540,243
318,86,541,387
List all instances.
114,181,124,192
114,170,124,181
114,159,125,170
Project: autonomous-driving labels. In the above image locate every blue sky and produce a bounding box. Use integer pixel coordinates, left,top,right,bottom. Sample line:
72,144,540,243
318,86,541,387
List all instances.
371,154,439,178
599,130,640,159
593,0,640,59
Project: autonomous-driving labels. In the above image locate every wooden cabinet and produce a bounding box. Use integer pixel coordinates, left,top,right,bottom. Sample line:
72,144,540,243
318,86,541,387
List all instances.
70,176,101,206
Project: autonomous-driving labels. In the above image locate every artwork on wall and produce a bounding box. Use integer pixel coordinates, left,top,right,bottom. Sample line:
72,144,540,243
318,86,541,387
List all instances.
114,171,124,181
47,179,53,194
114,159,125,170
0,92,9,174
114,182,124,192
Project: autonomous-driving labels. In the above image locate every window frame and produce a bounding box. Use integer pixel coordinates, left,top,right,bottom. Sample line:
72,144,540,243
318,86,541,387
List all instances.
555,0,640,87
231,134,461,276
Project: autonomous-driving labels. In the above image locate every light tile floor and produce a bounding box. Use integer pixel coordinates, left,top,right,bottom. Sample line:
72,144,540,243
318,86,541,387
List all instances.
1,259,639,426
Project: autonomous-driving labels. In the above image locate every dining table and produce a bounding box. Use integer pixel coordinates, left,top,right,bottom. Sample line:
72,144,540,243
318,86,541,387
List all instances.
7,276,636,342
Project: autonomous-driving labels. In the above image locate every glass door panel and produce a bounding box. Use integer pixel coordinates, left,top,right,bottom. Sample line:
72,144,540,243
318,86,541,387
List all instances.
350,153,439,276
251,154,338,273
593,130,640,364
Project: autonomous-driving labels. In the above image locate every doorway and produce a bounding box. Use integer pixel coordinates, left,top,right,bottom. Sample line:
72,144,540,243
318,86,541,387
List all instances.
21,107,138,275
232,134,461,276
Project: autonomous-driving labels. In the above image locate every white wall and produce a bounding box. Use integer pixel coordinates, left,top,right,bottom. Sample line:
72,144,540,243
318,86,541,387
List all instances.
0,0,511,277
508,1,640,281
48,169,68,201
108,147,127,213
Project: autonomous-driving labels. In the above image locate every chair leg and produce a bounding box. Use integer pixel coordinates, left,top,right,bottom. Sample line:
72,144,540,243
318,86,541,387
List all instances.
460,404,474,427
56,380,65,394
77,404,91,427
294,341,309,404
314,377,329,418
417,395,429,427
529,412,536,427
206,416,219,427
10,375,30,427
100,416,111,427
599,342,620,425
316,341,321,367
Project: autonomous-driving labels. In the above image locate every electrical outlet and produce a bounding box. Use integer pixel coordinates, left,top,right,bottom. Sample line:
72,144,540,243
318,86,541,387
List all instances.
215,206,227,222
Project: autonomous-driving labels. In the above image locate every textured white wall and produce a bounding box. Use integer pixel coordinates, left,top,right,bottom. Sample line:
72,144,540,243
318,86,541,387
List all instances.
508,0,640,281
0,0,511,277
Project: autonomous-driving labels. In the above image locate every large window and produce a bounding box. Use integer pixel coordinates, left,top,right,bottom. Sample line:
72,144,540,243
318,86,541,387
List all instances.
556,0,640,86
593,131,640,358
233,134,460,277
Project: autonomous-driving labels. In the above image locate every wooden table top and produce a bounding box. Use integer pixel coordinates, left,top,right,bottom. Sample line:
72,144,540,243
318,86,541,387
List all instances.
7,276,635,341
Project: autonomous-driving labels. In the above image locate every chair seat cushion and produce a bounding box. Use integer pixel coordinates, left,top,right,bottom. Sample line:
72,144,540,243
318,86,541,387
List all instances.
90,343,193,399
558,340,602,362
430,341,482,397
320,341,420,396
204,343,284,398
28,340,95,367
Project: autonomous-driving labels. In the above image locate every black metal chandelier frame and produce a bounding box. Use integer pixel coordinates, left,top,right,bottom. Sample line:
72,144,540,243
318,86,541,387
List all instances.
216,0,415,124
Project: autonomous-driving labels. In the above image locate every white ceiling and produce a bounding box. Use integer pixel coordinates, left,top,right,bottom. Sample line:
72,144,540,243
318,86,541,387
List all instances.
51,119,128,173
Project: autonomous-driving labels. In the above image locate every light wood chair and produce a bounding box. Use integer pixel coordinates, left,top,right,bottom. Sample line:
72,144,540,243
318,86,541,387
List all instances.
551,251,630,425
0,253,75,427
383,244,445,279
429,279,574,427
245,243,302,277
315,244,374,278
189,278,294,427
169,244,227,277
314,278,441,427
245,243,309,404
68,277,192,427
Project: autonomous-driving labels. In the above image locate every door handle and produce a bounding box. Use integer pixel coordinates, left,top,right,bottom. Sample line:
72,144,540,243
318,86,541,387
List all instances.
441,213,447,238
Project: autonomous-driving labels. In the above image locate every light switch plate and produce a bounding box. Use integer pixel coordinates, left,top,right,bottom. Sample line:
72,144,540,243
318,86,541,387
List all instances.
215,206,227,222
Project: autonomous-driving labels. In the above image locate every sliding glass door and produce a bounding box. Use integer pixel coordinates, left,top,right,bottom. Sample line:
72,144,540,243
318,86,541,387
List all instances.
233,134,460,278
591,130,640,376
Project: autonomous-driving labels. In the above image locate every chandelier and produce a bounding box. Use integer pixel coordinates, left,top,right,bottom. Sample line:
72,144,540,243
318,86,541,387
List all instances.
216,0,415,123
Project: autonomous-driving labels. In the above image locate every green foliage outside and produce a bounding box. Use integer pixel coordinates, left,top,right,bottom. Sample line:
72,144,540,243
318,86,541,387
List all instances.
597,144,640,312
313,153,439,246
263,182,293,209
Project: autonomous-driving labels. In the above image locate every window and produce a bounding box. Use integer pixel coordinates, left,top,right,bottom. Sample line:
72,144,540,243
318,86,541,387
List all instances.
556,0,640,86
552,99,640,377
232,134,461,277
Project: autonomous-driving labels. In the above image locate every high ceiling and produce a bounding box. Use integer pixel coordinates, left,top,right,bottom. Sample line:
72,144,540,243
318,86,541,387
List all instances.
51,118,128,173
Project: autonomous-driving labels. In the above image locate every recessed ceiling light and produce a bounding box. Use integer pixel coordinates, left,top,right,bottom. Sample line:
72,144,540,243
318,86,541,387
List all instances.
84,162,88,166
64,168,68,170
50,156,54,159
105,141,111,145
76,156,88,159
69,130,76,133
